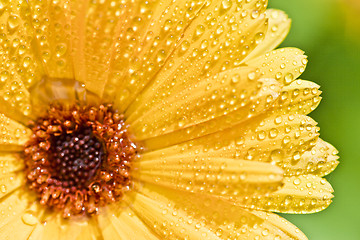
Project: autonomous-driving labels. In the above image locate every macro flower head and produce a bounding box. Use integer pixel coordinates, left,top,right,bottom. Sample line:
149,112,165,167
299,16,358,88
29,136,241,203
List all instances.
0,0,338,239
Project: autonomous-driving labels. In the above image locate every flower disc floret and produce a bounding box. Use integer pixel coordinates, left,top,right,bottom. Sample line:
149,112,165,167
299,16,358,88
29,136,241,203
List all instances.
24,104,138,217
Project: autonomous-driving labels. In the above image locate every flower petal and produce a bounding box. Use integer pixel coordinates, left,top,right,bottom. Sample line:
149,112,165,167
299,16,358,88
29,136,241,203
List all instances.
0,153,24,174
135,157,283,198
32,218,61,240
137,184,307,239
29,217,102,240
247,48,308,85
103,0,208,110
127,66,259,123
69,1,124,97
0,172,25,199
250,210,307,240
237,175,334,214
272,80,322,116
28,77,101,117
0,0,43,121
0,113,31,151
0,0,44,88
143,114,319,171
0,191,39,240
129,67,261,140
245,9,291,61
127,191,221,239
290,138,339,177
28,0,73,79
0,190,30,229
0,214,36,239
139,78,281,149
59,218,101,240
98,206,159,240
107,0,268,112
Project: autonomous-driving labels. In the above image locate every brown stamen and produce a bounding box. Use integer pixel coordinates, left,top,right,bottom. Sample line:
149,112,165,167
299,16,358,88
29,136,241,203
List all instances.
24,104,138,218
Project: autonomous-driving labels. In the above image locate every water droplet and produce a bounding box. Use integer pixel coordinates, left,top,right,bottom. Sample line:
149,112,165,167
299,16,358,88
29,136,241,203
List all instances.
270,149,284,164
282,136,290,145
8,14,20,29
248,72,256,80
262,229,269,236
21,211,38,226
257,130,266,140
284,73,294,84
163,19,172,31
274,116,282,124
255,32,264,44
0,184,6,193
156,49,166,63
251,10,260,19
195,25,205,37
55,44,67,57
292,151,301,163
235,136,244,146
269,128,278,138
221,0,232,11
293,178,301,185
179,40,190,54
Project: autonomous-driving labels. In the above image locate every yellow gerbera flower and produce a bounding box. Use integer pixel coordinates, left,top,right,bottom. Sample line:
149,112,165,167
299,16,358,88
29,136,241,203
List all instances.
0,0,338,239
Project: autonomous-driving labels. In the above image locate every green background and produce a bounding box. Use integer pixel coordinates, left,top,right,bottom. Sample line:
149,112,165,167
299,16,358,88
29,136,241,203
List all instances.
268,0,360,239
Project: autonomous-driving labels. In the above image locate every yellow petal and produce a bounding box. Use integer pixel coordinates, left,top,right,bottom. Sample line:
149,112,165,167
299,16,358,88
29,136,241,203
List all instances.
0,0,43,120
135,157,283,198
237,175,334,214
272,79,322,115
70,1,124,97
143,114,319,169
291,138,339,177
0,172,25,199
250,210,307,240
98,206,158,240
245,9,291,61
0,153,24,174
247,48,308,85
0,191,39,239
34,218,61,240
0,113,31,151
0,190,30,229
59,218,101,240
140,78,281,150
138,183,307,239
127,191,221,240
28,77,101,117
28,0,73,79
103,0,208,110
0,0,43,88
107,0,268,112
129,67,261,139
0,214,36,239
29,217,101,240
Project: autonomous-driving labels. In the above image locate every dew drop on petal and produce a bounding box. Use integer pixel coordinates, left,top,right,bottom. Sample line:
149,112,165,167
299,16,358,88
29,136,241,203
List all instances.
270,149,284,164
0,184,6,193
284,73,294,84
21,211,38,226
8,14,20,29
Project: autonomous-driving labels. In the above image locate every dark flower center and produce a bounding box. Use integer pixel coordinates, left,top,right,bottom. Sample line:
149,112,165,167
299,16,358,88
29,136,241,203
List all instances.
24,104,138,218
49,126,104,190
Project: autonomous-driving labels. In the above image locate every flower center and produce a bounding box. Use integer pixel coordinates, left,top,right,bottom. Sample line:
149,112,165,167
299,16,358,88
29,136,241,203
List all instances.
24,104,138,218
49,126,104,190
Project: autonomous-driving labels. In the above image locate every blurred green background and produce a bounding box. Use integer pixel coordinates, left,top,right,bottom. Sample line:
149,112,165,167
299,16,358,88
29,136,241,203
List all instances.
268,0,360,239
